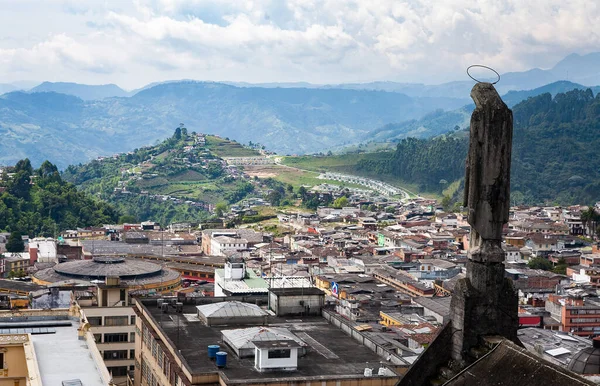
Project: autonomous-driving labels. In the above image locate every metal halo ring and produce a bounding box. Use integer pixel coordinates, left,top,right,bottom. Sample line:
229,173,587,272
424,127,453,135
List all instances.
467,65,500,84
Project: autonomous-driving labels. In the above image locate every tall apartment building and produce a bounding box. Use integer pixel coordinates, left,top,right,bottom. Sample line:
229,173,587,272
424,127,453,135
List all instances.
79,280,138,384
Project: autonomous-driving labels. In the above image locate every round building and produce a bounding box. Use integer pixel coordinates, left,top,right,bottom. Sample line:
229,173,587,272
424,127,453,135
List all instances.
32,256,181,293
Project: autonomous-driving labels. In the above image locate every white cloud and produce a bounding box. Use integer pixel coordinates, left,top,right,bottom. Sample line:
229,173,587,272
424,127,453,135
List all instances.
0,0,599,89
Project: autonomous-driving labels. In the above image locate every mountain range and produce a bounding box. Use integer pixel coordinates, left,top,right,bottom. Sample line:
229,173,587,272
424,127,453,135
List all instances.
3,52,600,168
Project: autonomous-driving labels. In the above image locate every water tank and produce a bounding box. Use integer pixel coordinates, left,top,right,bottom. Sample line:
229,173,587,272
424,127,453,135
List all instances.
216,351,227,368
208,345,220,360
378,367,387,376
364,368,372,377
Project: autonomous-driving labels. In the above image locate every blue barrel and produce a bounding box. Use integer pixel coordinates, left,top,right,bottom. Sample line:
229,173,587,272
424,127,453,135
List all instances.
208,345,220,360
215,351,227,368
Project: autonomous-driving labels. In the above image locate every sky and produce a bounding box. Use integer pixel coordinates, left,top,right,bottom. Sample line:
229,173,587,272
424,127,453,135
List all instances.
1,0,599,90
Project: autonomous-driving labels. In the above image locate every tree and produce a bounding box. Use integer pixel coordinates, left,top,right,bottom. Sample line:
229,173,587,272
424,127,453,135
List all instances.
215,202,228,217
552,257,568,275
528,257,553,271
297,186,307,199
581,206,600,239
6,231,24,253
333,196,348,208
173,127,182,140
441,195,452,211
118,215,137,224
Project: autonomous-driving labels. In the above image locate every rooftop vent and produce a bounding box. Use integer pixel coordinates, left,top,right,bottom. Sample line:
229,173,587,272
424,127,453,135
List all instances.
62,380,83,386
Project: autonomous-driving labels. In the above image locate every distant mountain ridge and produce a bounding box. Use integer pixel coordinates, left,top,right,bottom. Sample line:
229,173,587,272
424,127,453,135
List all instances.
29,81,129,100
358,80,600,144
0,82,467,168
2,52,600,168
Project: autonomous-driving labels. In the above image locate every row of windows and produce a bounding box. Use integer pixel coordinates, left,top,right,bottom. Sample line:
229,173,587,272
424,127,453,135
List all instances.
87,315,136,326
142,325,180,386
181,271,212,278
569,318,600,324
94,332,135,343
107,366,130,377
103,350,133,360
569,309,600,315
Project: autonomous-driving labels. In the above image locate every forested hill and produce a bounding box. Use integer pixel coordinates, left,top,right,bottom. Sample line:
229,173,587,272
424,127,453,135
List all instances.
0,159,117,236
62,129,260,225
356,88,600,205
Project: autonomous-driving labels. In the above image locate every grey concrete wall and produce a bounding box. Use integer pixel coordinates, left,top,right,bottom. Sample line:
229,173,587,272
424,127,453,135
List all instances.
271,293,323,316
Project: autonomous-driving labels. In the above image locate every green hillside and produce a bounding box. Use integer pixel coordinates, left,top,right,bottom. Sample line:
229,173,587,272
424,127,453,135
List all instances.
0,159,117,236
62,130,260,225
295,88,600,206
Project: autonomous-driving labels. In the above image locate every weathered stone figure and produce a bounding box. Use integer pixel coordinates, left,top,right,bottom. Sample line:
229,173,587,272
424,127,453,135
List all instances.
449,82,518,365
464,82,513,261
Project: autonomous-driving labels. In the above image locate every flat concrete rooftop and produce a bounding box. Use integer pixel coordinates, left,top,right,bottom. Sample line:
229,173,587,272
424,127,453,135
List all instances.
31,321,106,386
141,300,397,382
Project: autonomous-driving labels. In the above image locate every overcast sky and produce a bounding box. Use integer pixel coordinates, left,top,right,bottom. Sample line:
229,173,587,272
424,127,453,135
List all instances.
1,0,599,90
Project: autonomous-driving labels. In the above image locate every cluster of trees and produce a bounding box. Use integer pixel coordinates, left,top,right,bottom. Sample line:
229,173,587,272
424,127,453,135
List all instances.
109,195,209,226
0,159,118,236
528,257,568,275
356,136,467,192
354,88,600,205
581,206,600,239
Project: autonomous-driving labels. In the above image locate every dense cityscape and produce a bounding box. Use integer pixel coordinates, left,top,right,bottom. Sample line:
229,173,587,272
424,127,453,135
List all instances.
2,2,600,386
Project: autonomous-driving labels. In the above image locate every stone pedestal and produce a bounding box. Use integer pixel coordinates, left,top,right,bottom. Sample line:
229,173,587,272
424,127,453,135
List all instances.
449,260,519,366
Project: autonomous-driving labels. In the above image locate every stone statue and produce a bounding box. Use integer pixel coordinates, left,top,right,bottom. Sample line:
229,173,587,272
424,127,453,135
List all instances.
449,81,518,365
463,82,513,263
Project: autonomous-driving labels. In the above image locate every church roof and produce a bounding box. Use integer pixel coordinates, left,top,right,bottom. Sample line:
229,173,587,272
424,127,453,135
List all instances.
445,339,596,386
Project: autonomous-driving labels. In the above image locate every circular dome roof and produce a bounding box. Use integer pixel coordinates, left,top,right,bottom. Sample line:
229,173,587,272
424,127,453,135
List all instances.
53,257,163,279
568,338,600,375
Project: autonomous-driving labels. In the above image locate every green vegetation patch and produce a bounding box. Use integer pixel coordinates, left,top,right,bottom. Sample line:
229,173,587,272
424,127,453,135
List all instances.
205,135,261,157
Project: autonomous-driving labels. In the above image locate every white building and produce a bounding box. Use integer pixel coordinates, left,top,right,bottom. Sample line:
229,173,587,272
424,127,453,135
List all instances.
29,237,57,263
254,340,301,372
211,236,248,257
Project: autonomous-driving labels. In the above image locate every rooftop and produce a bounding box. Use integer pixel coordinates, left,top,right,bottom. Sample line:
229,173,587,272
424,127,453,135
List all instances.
412,296,451,318
140,299,398,382
33,257,179,286
518,327,592,367
31,321,106,386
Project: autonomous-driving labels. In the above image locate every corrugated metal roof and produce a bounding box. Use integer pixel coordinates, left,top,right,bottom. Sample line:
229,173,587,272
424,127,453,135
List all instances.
197,301,267,318
222,326,306,350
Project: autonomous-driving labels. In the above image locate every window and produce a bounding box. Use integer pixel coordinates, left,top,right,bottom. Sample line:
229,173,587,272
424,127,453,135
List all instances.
267,349,291,359
104,350,128,360
130,332,136,343
94,334,102,343
0,353,4,369
130,315,136,325
104,333,128,343
87,317,102,326
107,366,129,377
152,340,158,359
104,316,128,326
130,349,135,359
